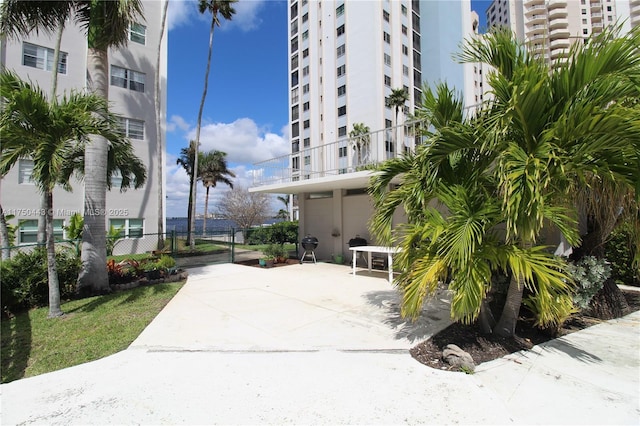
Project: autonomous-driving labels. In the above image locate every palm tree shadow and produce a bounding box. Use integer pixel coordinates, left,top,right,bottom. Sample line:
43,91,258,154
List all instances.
538,338,603,363
364,288,453,344
1,311,32,383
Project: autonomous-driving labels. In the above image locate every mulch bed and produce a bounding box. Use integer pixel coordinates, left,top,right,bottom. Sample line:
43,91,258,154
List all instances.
235,258,300,268
411,290,640,371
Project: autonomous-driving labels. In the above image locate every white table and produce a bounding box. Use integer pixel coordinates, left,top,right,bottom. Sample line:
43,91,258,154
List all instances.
349,245,401,283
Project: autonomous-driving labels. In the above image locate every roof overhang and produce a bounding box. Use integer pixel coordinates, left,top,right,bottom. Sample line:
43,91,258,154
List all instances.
249,170,378,194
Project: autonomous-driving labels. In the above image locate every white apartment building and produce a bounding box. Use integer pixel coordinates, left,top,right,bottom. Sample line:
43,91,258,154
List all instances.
486,0,639,63
251,0,474,261
0,0,167,254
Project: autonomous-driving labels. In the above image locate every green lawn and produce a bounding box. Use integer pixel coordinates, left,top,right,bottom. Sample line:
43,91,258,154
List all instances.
1,281,184,384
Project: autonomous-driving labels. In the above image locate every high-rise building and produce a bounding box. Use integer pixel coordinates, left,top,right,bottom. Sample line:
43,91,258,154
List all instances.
0,1,167,253
250,0,474,260
486,0,639,63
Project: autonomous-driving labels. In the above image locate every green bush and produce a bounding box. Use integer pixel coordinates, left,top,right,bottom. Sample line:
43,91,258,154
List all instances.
1,248,81,314
605,223,639,287
566,256,610,310
246,226,270,245
156,255,176,269
245,221,299,246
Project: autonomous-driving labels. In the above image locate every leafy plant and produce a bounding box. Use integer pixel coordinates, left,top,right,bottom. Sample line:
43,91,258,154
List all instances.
106,224,125,256
605,223,639,287
1,248,80,314
63,213,84,255
566,256,611,310
156,255,176,270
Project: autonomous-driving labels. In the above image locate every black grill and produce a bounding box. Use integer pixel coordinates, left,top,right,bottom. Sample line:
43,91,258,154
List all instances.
300,235,319,263
348,236,367,248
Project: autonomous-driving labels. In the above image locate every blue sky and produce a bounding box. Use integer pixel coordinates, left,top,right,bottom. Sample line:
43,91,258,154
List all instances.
164,0,492,218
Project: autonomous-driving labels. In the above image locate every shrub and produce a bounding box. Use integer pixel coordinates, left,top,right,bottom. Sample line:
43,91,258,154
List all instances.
605,223,639,287
156,255,176,270
566,256,610,310
246,226,270,245
1,248,80,314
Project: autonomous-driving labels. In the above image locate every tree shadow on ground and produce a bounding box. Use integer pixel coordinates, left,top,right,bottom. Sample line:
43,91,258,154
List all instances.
364,287,453,344
539,338,603,363
1,310,31,383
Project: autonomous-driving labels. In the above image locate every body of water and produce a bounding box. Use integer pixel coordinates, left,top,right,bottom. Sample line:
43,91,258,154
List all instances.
166,217,282,233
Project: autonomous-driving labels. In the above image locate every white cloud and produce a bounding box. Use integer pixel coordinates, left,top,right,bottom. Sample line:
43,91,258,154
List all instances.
167,0,195,31
228,0,265,32
165,121,288,218
186,118,289,164
166,115,191,132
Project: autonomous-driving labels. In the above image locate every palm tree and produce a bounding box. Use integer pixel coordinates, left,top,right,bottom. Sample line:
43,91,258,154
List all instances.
276,195,290,220
349,122,370,166
177,141,196,246
199,150,235,235
386,88,409,155
155,0,170,250
370,84,576,333
0,0,145,295
0,71,145,316
189,0,237,249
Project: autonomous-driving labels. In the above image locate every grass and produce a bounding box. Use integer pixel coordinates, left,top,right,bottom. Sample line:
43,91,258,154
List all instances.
235,243,297,252
1,281,184,384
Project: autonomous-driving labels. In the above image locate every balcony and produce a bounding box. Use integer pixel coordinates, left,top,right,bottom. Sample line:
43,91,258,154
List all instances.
525,23,546,36
548,17,569,30
527,14,546,24
251,121,427,192
549,26,570,38
547,0,567,10
548,7,567,19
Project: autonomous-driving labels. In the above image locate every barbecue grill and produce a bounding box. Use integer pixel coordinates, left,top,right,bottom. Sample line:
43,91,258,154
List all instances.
348,235,368,266
300,235,319,264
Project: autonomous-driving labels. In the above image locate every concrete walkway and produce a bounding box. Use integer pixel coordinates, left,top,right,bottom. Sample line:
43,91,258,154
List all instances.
1,263,639,425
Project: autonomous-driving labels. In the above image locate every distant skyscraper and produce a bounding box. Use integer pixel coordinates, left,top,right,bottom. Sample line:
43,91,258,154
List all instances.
486,0,639,64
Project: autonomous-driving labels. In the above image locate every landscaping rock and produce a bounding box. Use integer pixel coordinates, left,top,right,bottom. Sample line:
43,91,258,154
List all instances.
442,344,475,372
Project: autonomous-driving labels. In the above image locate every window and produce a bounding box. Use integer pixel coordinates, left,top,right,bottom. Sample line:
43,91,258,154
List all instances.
291,54,299,69
292,140,300,153
110,219,143,238
111,65,145,92
303,48,309,58
302,13,308,23
302,30,309,41
336,4,344,16
338,126,347,137
117,117,145,140
337,64,346,77
402,25,408,35
303,84,310,94
338,105,346,116
385,119,392,128
292,156,300,171
291,87,299,103
291,19,298,35
292,105,299,121
18,159,34,184
402,45,408,55
129,23,146,44
582,18,587,24
291,70,299,86
303,65,309,76
22,42,67,74
291,36,298,53
583,28,589,34
581,8,587,14
303,101,310,111
304,137,310,147
304,156,311,166
403,65,409,76
384,53,391,66
19,220,63,244
606,5,612,11
337,24,345,37
291,2,298,17
383,10,390,22
384,75,391,86
303,119,310,129
401,5,407,15
337,84,346,96
338,146,348,157
292,122,300,138
337,44,345,57
383,32,391,43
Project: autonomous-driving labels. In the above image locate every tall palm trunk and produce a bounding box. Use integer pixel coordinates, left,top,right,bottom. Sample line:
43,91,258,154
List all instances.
155,0,169,250
78,47,110,295
190,14,217,250
203,186,210,235
0,204,10,261
493,273,524,337
38,24,65,245
45,191,63,317
186,171,194,245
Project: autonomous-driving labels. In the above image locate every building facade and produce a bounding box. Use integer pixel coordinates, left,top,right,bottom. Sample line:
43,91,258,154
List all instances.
486,0,639,64
0,0,168,254
251,0,475,261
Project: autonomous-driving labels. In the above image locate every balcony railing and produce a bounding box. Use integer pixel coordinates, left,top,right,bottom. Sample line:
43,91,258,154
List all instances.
251,120,428,188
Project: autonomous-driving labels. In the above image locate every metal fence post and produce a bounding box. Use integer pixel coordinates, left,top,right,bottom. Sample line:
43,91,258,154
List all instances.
230,227,235,263
171,230,176,254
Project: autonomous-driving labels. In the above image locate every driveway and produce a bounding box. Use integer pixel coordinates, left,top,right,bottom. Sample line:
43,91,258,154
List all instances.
1,263,639,425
